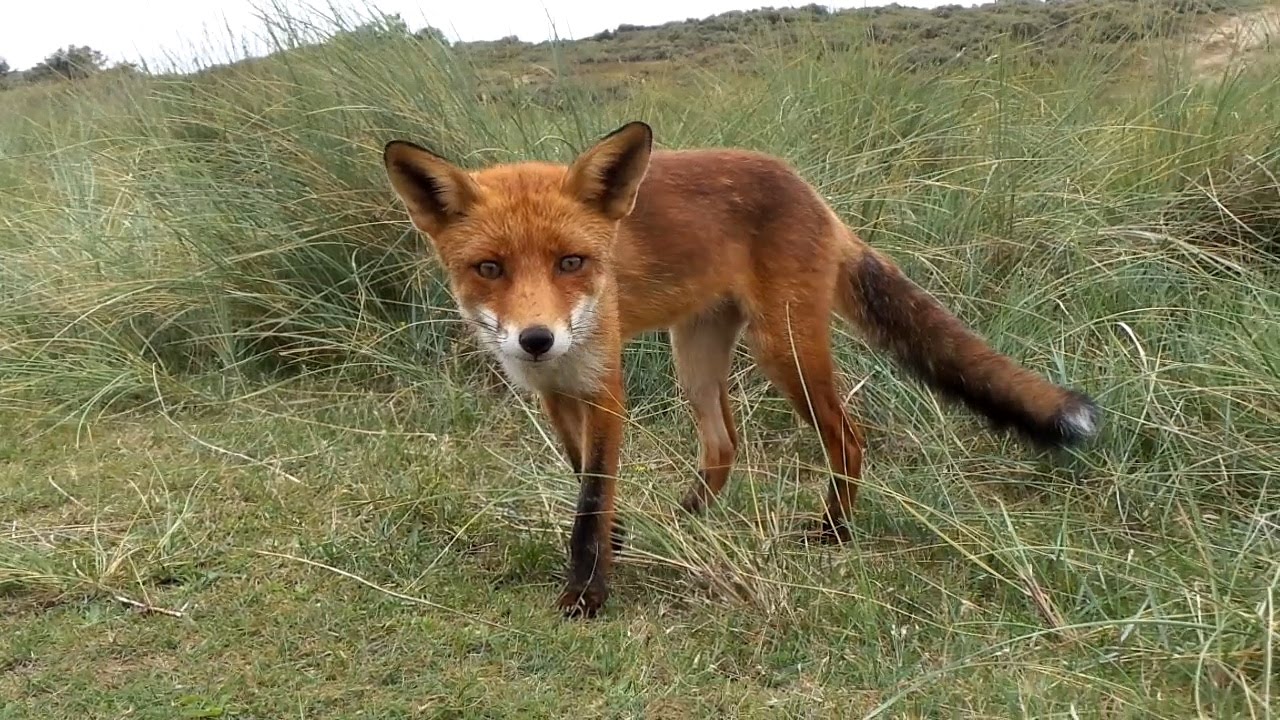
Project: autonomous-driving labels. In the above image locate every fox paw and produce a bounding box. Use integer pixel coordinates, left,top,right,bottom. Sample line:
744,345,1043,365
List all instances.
611,516,627,558
802,517,852,545
557,583,609,619
678,491,706,515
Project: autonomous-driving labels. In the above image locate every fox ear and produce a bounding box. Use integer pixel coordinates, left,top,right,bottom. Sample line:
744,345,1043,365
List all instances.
564,121,653,221
383,140,480,236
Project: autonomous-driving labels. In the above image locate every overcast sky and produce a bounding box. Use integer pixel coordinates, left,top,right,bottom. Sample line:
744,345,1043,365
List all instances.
1,0,981,72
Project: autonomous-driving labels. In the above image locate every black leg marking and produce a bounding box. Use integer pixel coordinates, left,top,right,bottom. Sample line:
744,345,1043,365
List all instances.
559,428,614,619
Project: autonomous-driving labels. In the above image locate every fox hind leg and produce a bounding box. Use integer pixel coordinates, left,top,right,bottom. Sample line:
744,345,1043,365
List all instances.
746,301,864,543
671,303,745,515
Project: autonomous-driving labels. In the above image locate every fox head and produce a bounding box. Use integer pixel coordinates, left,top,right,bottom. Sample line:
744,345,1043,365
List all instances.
382,121,653,386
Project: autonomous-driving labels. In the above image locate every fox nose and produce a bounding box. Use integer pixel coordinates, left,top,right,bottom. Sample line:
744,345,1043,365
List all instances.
518,325,556,357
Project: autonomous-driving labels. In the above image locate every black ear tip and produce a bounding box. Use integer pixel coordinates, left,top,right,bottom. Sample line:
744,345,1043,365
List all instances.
383,139,448,164
632,121,653,144
605,121,653,144
383,139,410,162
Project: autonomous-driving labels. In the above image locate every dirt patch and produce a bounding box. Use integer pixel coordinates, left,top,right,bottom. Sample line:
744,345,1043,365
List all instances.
1193,6,1280,74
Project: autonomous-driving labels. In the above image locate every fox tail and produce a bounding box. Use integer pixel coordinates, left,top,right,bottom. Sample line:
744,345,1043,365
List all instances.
835,244,1099,448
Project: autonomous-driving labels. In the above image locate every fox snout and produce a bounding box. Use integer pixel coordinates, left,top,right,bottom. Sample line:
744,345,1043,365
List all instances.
467,292,602,367
474,310,572,364
517,325,556,358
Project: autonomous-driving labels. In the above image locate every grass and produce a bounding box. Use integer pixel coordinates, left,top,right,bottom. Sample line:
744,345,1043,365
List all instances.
2,5,1279,718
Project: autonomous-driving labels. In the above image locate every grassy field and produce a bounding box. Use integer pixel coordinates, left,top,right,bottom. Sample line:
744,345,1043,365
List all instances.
2,5,1279,718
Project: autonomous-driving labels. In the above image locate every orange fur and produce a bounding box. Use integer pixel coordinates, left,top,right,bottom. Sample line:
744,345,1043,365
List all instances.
382,121,1100,619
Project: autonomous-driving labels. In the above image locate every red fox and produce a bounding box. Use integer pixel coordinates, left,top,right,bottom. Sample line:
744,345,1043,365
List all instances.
382,121,1099,619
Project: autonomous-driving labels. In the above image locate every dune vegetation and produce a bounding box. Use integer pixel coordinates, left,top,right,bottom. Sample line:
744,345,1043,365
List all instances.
2,1,1278,716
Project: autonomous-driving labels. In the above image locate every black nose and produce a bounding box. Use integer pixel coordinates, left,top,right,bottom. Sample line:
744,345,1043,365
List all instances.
518,325,556,357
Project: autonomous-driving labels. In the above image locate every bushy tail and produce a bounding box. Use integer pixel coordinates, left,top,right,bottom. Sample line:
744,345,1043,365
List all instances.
836,246,1099,448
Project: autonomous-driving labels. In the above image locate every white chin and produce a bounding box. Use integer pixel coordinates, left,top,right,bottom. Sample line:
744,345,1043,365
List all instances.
500,344,570,364
495,341,609,395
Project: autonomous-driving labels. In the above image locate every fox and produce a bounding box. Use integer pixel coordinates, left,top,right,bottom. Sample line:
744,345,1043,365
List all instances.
381,120,1100,619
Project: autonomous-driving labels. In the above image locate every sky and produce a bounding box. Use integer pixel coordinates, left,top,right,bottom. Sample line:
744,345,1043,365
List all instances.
0,0,981,72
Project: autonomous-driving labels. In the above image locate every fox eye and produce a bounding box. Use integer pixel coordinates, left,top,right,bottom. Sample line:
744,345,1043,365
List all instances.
476,261,503,280
558,255,585,273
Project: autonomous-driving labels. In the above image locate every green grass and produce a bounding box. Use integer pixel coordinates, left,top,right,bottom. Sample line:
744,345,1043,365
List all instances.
2,5,1279,718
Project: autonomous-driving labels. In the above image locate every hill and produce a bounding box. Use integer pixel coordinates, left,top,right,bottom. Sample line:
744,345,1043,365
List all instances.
447,0,1251,70
3,1,1262,92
